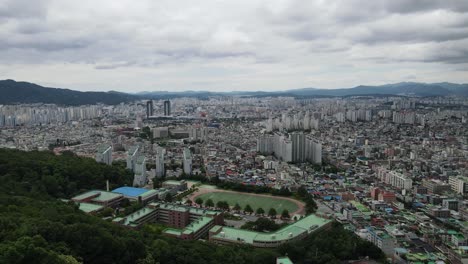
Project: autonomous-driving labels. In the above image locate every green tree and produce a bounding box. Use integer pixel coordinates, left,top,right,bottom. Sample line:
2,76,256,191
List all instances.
268,208,277,218
244,204,253,214
195,197,203,206
281,209,290,219
99,207,114,217
205,199,214,207
241,217,285,232
233,203,241,211
185,199,193,205
256,207,265,215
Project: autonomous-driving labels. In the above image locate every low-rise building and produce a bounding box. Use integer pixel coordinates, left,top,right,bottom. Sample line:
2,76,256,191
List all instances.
72,190,123,207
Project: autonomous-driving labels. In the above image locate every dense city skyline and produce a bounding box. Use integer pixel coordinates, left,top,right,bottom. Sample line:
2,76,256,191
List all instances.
1,0,468,92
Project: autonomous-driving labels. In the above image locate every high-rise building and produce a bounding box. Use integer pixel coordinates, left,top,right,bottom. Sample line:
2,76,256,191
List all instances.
305,136,322,164
290,132,306,163
0,115,5,127
126,145,140,172
146,101,154,118
164,100,171,116
189,127,208,142
96,145,113,165
153,127,169,138
257,132,321,164
155,146,165,177
183,148,192,175
133,156,147,187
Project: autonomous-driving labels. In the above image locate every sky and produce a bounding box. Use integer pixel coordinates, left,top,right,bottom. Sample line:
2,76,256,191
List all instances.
1,0,468,92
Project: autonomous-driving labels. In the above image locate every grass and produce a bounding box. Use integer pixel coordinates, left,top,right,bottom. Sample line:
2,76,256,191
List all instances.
196,191,299,213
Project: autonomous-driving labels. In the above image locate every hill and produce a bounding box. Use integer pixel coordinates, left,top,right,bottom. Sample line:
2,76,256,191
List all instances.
0,149,385,264
0,79,137,105
4,79,464,104
284,82,468,97
139,82,468,98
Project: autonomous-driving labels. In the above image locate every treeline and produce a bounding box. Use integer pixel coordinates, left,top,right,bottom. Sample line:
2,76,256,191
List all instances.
0,149,133,198
279,222,386,263
0,149,385,264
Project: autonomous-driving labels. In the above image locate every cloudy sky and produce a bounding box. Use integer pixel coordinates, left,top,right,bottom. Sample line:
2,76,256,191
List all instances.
1,0,468,92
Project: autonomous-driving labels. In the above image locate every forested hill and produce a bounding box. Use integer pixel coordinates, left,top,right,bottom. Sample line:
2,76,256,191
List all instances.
0,79,137,105
0,149,386,264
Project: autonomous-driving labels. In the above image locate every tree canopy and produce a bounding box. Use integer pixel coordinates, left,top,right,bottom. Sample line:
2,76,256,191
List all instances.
0,149,385,264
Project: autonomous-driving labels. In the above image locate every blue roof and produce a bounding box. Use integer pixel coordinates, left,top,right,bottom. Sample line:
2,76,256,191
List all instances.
112,187,149,197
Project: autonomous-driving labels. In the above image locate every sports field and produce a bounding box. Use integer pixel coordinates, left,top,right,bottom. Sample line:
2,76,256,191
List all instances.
195,191,299,213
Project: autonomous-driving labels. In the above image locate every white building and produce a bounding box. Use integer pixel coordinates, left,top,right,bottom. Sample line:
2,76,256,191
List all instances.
449,176,468,195
133,156,147,187
183,148,192,175
155,146,165,177
96,145,113,165
377,168,413,190
126,145,140,172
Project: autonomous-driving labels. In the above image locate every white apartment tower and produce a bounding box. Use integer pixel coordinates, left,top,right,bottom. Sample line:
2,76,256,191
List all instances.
95,145,113,165
155,146,165,177
133,156,147,187
126,145,140,172
183,148,193,175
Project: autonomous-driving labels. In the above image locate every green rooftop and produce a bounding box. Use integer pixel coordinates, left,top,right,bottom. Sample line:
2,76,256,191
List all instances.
164,228,182,236
117,207,157,227
163,180,184,185
78,202,104,213
184,216,213,233
277,256,294,264
140,189,159,198
210,214,331,245
72,190,122,202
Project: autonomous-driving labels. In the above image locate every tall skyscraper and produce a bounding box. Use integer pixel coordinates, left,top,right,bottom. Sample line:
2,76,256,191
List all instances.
146,100,154,118
290,132,306,163
164,100,171,116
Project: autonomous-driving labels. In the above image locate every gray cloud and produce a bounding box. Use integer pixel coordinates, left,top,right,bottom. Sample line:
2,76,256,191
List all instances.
0,0,49,19
0,0,467,91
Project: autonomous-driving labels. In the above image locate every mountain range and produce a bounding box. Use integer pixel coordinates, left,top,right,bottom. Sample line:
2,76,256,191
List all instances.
0,79,136,106
1,79,467,105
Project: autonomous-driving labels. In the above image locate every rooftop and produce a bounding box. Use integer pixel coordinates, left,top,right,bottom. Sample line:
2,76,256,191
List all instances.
112,187,154,198
97,145,111,153
115,207,156,227
277,257,294,264
211,214,331,244
72,190,122,202
163,180,185,185
78,202,104,213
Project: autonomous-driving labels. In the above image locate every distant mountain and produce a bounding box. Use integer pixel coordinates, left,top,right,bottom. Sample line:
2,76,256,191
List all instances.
1,80,467,105
140,82,468,98
0,79,138,105
284,82,468,97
